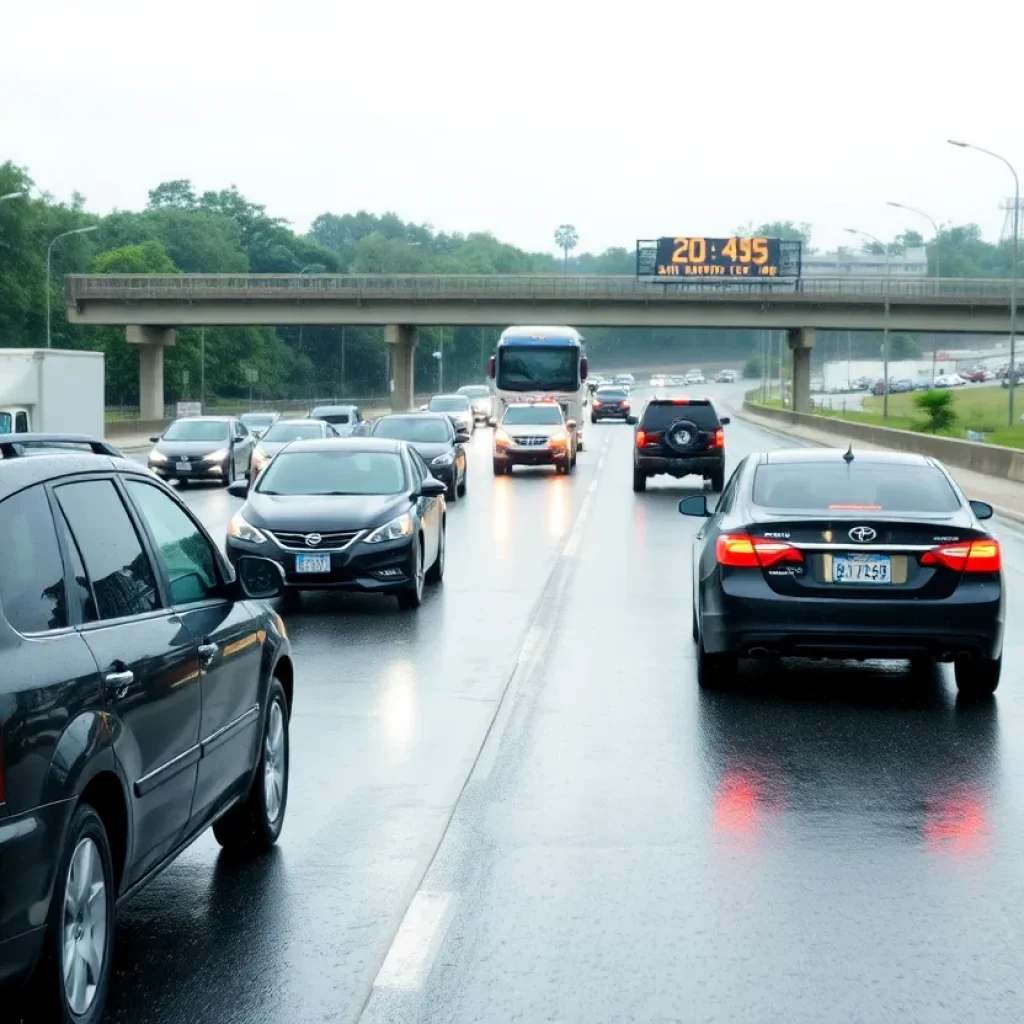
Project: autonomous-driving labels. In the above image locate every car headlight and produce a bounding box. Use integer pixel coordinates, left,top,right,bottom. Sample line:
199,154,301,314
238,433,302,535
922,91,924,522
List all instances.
364,513,414,544
432,452,454,466
149,450,168,464
228,511,266,544
549,429,568,445
494,428,512,448
207,447,229,462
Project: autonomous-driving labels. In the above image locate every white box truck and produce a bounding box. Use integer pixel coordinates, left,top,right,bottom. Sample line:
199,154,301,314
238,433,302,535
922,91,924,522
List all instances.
0,349,105,437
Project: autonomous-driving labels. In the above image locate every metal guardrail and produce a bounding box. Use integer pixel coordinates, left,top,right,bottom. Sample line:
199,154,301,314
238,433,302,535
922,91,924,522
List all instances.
65,274,1020,305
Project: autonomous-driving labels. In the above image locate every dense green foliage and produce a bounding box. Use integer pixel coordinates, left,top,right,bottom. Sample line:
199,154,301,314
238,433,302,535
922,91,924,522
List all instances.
913,388,957,432
1,161,1018,407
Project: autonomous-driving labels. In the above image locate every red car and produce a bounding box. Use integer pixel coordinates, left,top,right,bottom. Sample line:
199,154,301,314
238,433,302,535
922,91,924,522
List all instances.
961,368,989,383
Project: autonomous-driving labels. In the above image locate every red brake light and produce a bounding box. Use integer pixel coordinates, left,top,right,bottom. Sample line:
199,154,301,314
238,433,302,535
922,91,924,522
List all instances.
592,400,601,407
921,539,1001,573
716,533,803,569
635,429,646,447
622,400,630,408
671,398,691,404
711,428,724,449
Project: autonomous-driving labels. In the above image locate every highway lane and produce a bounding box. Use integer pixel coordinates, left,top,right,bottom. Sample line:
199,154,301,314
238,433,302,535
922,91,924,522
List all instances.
95,400,1024,1023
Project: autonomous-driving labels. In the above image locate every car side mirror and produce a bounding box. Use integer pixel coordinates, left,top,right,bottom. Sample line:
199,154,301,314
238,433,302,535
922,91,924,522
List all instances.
719,416,731,426
969,499,994,521
227,480,250,498
456,431,471,443
420,478,447,497
236,556,285,599
150,435,162,443
679,495,710,518
626,415,638,426
566,419,577,430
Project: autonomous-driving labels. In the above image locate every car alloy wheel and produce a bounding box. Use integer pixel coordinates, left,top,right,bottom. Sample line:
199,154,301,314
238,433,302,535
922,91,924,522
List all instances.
263,699,286,825
397,539,424,609
427,522,445,584
63,837,108,1017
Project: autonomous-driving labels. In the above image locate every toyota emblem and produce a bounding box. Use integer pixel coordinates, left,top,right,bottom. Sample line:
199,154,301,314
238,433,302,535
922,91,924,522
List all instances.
848,526,877,543
305,533,323,547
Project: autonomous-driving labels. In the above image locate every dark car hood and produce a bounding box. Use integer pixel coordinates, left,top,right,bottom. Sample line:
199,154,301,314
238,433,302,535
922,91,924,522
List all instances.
243,492,411,532
403,440,451,459
154,439,229,456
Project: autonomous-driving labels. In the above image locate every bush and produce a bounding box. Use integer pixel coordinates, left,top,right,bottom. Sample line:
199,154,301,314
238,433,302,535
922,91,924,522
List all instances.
743,354,763,379
913,389,957,433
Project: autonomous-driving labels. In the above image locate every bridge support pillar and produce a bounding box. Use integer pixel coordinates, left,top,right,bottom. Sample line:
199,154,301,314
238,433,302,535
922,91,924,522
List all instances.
385,324,418,412
127,326,176,421
787,327,815,414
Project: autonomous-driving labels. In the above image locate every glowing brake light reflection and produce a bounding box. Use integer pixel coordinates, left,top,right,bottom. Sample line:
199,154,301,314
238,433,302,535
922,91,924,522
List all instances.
713,762,785,844
924,785,989,856
921,538,1001,573
716,533,803,568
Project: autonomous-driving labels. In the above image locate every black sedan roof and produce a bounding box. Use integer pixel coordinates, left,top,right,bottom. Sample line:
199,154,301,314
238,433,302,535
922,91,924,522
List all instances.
279,437,405,455
761,448,935,467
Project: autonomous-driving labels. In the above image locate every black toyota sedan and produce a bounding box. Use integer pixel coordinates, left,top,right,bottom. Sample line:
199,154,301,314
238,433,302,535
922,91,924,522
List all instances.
590,385,632,422
369,413,469,500
148,416,256,487
226,437,447,610
680,448,1003,697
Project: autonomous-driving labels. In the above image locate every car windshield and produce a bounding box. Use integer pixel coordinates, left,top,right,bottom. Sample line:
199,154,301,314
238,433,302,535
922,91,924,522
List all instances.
161,420,230,442
752,463,961,512
257,451,405,495
373,416,449,442
262,422,324,442
458,386,490,399
642,402,720,430
596,388,628,400
429,397,471,412
497,345,579,391
503,405,563,425
241,414,276,428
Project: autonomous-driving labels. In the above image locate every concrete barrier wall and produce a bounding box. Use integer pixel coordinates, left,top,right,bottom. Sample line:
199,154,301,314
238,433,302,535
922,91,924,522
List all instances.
744,401,1024,483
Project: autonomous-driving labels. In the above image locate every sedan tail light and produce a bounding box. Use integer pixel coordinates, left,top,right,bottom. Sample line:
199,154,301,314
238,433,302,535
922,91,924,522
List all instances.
921,539,1001,573
716,533,803,569
635,430,646,447
592,400,602,408
709,428,725,449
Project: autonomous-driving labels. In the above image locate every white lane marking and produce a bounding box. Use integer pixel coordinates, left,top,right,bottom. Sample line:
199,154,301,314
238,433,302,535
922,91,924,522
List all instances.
373,891,456,991
517,623,543,665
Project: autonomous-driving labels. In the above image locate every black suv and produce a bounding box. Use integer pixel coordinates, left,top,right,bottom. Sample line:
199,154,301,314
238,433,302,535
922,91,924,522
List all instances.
0,435,295,1023
632,398,730,493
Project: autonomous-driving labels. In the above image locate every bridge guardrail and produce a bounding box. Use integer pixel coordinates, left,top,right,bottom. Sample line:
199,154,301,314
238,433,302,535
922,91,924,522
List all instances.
66,274,1020,305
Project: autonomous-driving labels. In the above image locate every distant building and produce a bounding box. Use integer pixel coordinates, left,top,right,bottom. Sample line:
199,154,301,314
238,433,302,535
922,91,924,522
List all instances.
803,246,928,276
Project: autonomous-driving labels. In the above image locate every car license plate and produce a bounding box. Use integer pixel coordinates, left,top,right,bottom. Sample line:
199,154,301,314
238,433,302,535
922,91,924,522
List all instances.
295,553,331,574
833,554,891,584
176,461,190,472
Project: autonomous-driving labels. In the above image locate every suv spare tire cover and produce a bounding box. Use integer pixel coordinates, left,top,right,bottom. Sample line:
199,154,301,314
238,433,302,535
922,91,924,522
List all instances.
665,418,702,453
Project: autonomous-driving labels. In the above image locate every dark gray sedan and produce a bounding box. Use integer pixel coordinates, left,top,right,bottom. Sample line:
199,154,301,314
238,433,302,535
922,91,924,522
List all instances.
148,416,255,487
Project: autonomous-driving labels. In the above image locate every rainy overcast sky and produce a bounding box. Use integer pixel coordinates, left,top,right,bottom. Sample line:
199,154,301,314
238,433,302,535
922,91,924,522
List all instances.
3,0,1018,254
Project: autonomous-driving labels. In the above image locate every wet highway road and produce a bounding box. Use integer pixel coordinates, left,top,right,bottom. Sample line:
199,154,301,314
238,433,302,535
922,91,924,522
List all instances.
75,392,1024,1022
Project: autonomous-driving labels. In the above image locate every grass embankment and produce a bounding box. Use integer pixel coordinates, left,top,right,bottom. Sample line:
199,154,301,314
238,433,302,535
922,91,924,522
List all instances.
757,386,1024,450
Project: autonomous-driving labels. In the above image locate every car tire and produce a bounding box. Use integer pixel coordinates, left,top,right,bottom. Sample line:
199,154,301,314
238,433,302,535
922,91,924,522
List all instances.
590,415,597,424
32,802,116,1024
222,456,234,488
426,521,445,584
213,677,290,854
492,459,506,476
691,603,699,643
709,467,725,492
396,539,425,610
557,460,570,475
457,465,467,498
697,638,736,689
632,468,647,493
577,438,585,452
446,475,458,501
954,655,1001,698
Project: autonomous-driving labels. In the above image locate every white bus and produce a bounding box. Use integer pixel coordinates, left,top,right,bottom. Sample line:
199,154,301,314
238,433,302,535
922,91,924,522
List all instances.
487,325,590,450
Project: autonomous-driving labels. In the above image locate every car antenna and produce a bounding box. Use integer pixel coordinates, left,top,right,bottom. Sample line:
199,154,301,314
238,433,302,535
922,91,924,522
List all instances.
843,444,854,464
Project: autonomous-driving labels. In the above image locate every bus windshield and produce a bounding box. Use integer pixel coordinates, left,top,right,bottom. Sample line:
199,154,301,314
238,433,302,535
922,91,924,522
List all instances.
497,345,579,392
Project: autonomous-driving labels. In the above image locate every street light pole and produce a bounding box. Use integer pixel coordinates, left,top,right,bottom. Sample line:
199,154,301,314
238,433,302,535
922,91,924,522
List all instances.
846,228,891,418
948,140,1020,425
0,190,28,203
200,327,206,411
887,200,942,385
46,226,98,348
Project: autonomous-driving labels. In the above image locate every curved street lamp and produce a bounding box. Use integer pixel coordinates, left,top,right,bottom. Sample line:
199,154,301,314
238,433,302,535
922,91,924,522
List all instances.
47,226,98,348
948,140,1020,425
887,200,942,382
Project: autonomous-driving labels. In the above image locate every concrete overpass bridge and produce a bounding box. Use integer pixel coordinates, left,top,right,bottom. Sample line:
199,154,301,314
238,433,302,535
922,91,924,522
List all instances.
64,273,1019,417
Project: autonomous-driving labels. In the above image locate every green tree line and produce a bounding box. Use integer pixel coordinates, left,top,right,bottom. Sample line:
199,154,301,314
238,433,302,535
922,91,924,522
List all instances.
1,161,1017,406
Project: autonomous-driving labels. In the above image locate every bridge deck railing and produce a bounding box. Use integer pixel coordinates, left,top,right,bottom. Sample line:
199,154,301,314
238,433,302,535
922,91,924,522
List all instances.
65,274,1019,304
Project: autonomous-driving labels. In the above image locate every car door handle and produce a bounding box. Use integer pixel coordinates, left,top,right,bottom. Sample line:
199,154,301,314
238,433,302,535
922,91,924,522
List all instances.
198,642,219,665
104,670,134,696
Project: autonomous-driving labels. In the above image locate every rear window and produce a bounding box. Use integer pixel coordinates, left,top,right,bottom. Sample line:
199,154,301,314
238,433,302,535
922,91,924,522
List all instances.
752,463,961,512
596,388,628,399
642,401,720,430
